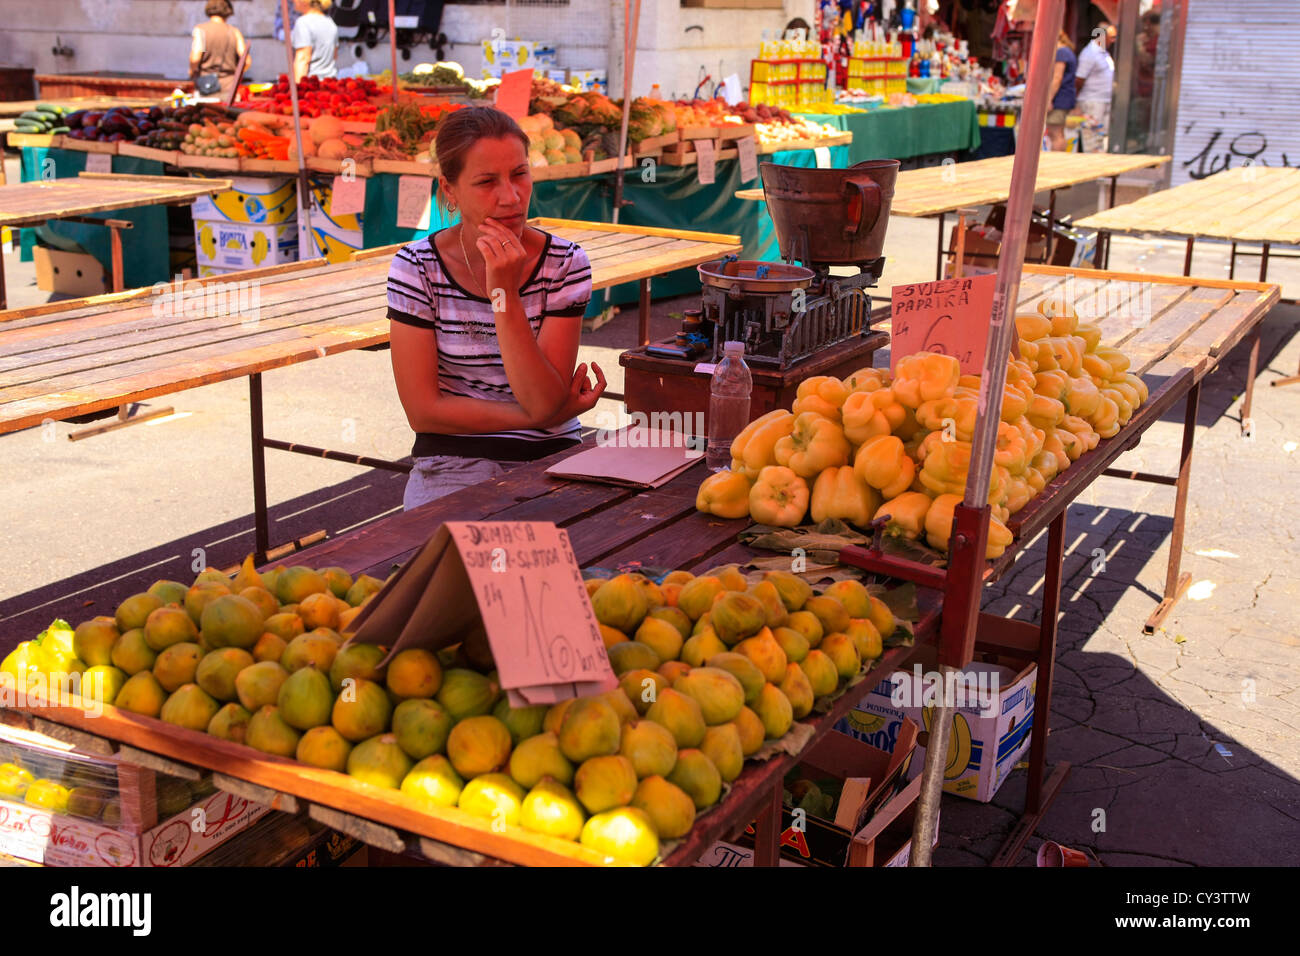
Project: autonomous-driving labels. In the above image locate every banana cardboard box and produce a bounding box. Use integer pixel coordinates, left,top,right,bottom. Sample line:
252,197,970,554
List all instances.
191,176,298,224
308,178,364,263
481,39,556,79
194,219,298,271
835,656,1036,803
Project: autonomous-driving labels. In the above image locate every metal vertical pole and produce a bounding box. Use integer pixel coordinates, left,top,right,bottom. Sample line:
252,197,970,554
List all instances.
910,0,1066,868
280,0,317,262
249,373,270,562
612,0,641,225
388,0,399,102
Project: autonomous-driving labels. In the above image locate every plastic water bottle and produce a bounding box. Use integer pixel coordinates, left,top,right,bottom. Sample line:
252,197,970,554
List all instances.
707,341,753,472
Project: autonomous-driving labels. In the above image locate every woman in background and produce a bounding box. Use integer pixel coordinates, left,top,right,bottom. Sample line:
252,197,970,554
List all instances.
189,0,249,102
292,0,339,81
1045,29,1078,151
387,107,605,510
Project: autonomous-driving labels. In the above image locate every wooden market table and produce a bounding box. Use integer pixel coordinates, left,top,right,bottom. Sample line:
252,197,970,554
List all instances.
0,218,741,561
1075,166,1300,390
737,152,1172,279
0,172,231,309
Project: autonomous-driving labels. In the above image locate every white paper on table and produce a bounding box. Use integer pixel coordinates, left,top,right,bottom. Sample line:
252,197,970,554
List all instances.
395,175,432,230
737,136,758,182
814,146,831,169
330,175,366,216
696,138,717,186
85,152,112,174
722,74,743,105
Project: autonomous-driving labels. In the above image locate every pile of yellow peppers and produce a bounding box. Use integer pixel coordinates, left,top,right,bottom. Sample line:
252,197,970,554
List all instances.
696,298,1148,559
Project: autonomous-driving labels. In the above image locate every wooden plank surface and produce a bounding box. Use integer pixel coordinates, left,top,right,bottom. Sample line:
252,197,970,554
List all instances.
0,173,231,227
0,219,741,434
735,152,1170,216
1075,167,1300,243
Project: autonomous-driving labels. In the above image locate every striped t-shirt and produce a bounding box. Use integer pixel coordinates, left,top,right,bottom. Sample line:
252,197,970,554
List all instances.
386,229,592,461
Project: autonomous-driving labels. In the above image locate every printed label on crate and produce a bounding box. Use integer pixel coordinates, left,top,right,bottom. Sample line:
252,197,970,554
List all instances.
191,176,297,224
195,220,298,270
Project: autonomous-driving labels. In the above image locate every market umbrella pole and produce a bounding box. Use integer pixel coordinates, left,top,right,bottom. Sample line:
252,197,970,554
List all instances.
908,0,1065,867
389,0,399,102
611,0,642,225
279,0,319,261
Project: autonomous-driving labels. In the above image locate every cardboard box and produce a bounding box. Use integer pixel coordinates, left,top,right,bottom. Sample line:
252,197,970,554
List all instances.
835,652,1036,803
32,247,107,296
481,39,556,78
0,789,270,867
190,176,298,224
702,720,920,868
568,69,608,94
308,178,365,263
195,219,298,271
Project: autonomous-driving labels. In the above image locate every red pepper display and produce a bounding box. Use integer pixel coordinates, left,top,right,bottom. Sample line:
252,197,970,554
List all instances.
243,74,390,120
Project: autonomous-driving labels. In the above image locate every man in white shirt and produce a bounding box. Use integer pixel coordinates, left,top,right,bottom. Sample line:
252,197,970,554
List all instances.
1075,23,1116,152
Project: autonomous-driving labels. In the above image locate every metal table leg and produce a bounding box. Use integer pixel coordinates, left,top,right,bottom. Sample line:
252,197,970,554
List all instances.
1229,241,1237,280
1144,380,1200,633
1241,324,1261,435
1182,236,1195,276
751,784,783,867
991,510,1071,866
250,372,270,562
1107,174,1118,209
935,211,946,280
638,277,651,347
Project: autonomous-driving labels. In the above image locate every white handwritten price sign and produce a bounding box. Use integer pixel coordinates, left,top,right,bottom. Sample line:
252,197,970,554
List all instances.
395,175,432,231
85,152,112,174
346,520,615,706
889,273,998,375
330,175,366,216
696,138,717,186
737,135,758,183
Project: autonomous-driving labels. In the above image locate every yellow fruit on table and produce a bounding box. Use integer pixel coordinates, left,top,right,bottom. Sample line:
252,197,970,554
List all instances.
645,688,706,748
597,688,638,725
277,666,333,730
23,779,71,813
658,660,691,683
385,648,443,700
160,683,220,732
679,629,727,668
493,699,548,745
298,592,340,631
72,618,119,668
147,580,188,607
580,807,660,866
748,465,811,527
113,671,167,717
458,773,526,825
235,660,289,712
607,641,661,675
115,593,163,633
331,677,393,742
435,668,499,720
400,755,464,807
672,667,745,725
574,754,638,813
296,725,353,771
631,775,695,839
866,595,896,640
263,612,305,642
752,682,793,739
819,633,862,680
80,665,126,706
200,594,265,650
239,587,279,622
634,617,684,663
618,669,668,715
346,733,413,789
778,662,814,719
700,723,744,782
676,576,725,621
345,574,384,607
195,648,255,702
0,763,35,799
329,642,386,692
845,618,883,661
143,607,198,653
619,719,678,778
695,468,753,519
558,698,622,762
508,731,575,789
446,715,513,778
391,698,455,760
208,702,253,744
275,566,330,605
822,580,872,618
784,609,824,648
245,705,302,756
520,778,586,840
599,624,628,649
798,649,839,698
747,580,790,629
729,706,766,756
153,642,202,692
667,748,723,809
771,626,810,664
184,584,230,627
734,629,788,684
647,606,692,639
705,652,765,703
110,628,156,675
711,591,767,646
590,574,650,634
762,570,812,611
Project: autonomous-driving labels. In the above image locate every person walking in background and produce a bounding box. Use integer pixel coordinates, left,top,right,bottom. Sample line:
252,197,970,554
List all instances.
1045,29,1078,151
189,0,249,101
1076,22,1116,152
291,0,339,81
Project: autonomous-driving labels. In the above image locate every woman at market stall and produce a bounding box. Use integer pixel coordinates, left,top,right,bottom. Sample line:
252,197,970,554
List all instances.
188,0,249,101
386,107,606,510
1045,29,1078,151
291,0,339,81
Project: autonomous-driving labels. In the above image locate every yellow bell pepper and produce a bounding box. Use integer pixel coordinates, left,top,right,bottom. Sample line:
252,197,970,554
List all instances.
748,466,810,527
1004,473,1033,514
1093,346,1131,377
1026,392,1066,431
791,376,849,423
1000,381,1030,423
1081,353,1114,385
1031,337,1059,372
1043,430,1073,472
873,492,933,540
1075,322,1102,352
1061,414,1099,454
918,440,971,497
1015,313,1053,342
1018,418,1045,462
913,429,946,464
1024,465,1046,493
1038,298,1078,334
774,412,851,478
1064,375,1102,418
841,388,906,445
1047,335,1086,376
891,353,961,409
810,465,880,528
730,458,761,481
922,494,1014,558
995,421,1028,474
1018,338,1040,365
1101,387,1133,426
1107,379,1141,410
986,515,1014,558
843,366,890,394
957,373,982,390
915,392,978,441
1032,448,1061,484
696,469,754,519
854,435,917,499
1123,372,1149,406
731,409,795,473
1033,369,1071,403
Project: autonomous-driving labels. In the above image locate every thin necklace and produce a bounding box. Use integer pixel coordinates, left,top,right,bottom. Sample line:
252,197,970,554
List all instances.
457,225,487,298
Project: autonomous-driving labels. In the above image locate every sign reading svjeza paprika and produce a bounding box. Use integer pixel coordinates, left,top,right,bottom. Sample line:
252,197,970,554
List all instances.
889,274,997,375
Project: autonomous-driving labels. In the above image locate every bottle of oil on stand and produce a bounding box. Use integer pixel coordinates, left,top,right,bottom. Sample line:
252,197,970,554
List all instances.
706,341,753,471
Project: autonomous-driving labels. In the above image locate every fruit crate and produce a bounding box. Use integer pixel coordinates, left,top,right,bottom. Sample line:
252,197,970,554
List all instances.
0,719,269,866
